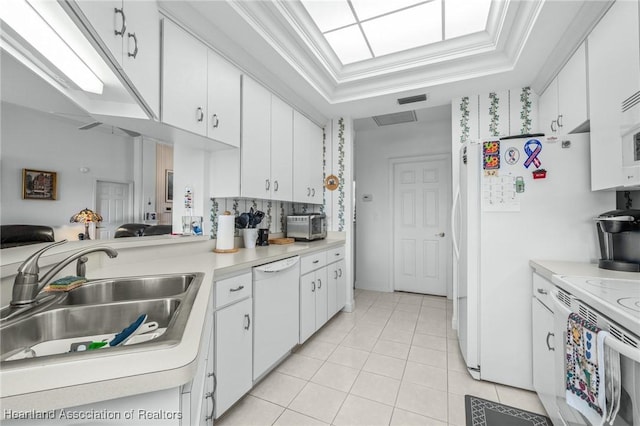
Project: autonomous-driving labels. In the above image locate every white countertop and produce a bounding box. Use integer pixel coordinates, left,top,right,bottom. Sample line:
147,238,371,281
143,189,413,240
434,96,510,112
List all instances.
0,237,345,414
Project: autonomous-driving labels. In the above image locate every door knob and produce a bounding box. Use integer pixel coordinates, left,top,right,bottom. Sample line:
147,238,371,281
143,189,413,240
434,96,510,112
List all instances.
435,232,445,237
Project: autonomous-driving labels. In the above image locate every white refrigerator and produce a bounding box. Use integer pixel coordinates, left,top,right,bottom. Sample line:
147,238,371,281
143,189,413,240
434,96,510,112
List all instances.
452,135,614,389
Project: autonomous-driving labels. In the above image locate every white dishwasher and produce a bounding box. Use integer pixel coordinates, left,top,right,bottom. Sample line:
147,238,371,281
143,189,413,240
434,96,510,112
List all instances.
253,256,300,381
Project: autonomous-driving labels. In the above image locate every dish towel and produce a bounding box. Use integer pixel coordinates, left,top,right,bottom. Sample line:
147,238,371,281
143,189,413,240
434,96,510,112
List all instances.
565,312,609,426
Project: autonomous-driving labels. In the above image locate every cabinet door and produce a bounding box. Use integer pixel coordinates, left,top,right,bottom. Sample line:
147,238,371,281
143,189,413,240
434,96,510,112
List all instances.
588,0,640,190
293,110,312,203
215,298,252,418
162,18,207,135
270,96,293,200
308,122,324,203
75,0,123,68
336,259,346,314
327,263,338,318
241,76,271,199
558,42,588,134
532,299,559,421
121,0,160,118
299,273,316,344
538,78,558,136
207,50,241,147
315,267,328,329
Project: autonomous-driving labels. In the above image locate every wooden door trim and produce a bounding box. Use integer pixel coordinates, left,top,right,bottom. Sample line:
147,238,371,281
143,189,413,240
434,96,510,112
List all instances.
388,154,451,294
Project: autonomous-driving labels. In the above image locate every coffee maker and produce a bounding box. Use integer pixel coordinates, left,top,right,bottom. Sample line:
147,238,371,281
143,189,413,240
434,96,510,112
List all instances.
595,209,640,272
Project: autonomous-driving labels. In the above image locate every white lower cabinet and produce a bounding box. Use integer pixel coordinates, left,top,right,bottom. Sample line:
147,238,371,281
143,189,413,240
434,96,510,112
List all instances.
532,298,559,423
300,267,328,344
214,297,252,418
328,259,346,318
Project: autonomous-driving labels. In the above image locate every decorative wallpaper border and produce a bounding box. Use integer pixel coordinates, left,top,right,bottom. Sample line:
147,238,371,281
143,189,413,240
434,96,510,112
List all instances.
520,86,532,134
489,92,500,137
337,118,345,232
459,96,470,144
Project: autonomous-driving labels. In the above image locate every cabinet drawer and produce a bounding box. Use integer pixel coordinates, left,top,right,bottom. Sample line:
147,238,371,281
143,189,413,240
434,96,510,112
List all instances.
532,273,552,311
215,272,252,308
301,251,327,275
327,246,345,263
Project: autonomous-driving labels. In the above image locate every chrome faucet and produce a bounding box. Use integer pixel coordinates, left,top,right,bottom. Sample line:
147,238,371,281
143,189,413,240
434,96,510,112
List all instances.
10,240,118,306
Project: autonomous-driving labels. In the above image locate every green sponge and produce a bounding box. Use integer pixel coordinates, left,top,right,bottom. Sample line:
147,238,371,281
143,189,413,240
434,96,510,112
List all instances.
45,276,87,292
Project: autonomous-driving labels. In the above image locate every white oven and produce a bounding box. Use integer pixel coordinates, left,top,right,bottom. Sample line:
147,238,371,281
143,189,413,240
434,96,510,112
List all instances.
550,277,640,426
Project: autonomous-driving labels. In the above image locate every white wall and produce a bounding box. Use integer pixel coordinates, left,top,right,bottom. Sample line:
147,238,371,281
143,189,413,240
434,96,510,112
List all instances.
1,103,135,240
354,116,452,293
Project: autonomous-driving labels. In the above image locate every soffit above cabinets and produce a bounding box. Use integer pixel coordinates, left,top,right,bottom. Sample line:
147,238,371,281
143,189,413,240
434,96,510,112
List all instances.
165,0,610,123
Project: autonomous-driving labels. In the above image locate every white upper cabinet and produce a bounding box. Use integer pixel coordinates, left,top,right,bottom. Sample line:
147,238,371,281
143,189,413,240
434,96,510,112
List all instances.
75,0,160,118
293,111,324,203
539,42,589,137
588,0,640,190
241,76,272,200
240,77,294,201
161,18,208,135
162,18,241,146
207,50,241,147
270,96,294,201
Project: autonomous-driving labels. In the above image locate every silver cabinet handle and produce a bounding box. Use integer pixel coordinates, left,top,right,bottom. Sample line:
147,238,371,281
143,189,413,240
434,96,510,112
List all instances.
312,260,319,264
557,114,563,128
114,8,126,36
550,120,557,132
546,332,555,351
317,278,321,289
127,32,138,58
312,281,316,292
311,188,315,197
196,107,204,122
435,232,445,237
265,179,270,191
307,187,311,196
274,180,278,191
244,314,251,330
212,114,219,128
229,285,244,292
537,288,548,295
334,270,338,279
338,268,342,277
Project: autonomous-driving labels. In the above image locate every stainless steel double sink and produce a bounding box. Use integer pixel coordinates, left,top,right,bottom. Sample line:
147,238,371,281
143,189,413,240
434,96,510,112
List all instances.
0,273,204,365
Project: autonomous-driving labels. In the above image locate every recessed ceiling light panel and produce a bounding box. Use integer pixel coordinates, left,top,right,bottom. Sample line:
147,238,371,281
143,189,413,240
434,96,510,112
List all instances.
445,0,492,39
301,0,355,32
324,25,372,64
362,2,442,57
350,0,423,21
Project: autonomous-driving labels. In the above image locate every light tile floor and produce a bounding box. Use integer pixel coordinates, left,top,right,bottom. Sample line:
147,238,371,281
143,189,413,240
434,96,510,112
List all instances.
216,289,547,426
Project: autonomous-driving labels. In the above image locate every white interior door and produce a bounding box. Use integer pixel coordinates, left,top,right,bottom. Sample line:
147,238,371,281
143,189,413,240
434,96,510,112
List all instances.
95,180,133,239
393,157,450,295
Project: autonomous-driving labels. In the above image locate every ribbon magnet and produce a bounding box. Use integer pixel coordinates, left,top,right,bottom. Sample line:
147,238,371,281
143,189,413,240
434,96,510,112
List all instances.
523,139,542,169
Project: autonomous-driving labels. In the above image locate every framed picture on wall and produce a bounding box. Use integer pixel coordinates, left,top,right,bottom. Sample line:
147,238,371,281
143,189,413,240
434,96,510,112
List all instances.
165,169,174,203
22,168,57,200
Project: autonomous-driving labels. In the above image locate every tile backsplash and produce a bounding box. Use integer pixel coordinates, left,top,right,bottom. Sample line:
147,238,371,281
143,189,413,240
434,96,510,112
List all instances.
210,198,323,238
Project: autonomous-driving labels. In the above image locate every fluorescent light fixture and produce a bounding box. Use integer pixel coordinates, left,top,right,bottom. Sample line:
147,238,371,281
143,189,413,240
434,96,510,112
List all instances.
0,0,104,94
350,0,423,21
301,0,356,32
363,2,442,57
324,25,372,64
445,0,492,39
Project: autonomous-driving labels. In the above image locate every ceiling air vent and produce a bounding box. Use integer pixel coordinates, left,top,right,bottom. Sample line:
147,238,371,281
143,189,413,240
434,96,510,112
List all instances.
397,94,427,105
372,110,417,126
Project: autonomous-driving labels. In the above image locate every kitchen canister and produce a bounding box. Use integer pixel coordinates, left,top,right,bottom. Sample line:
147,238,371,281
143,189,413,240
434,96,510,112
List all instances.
243,228,258,249
214,211,238,253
